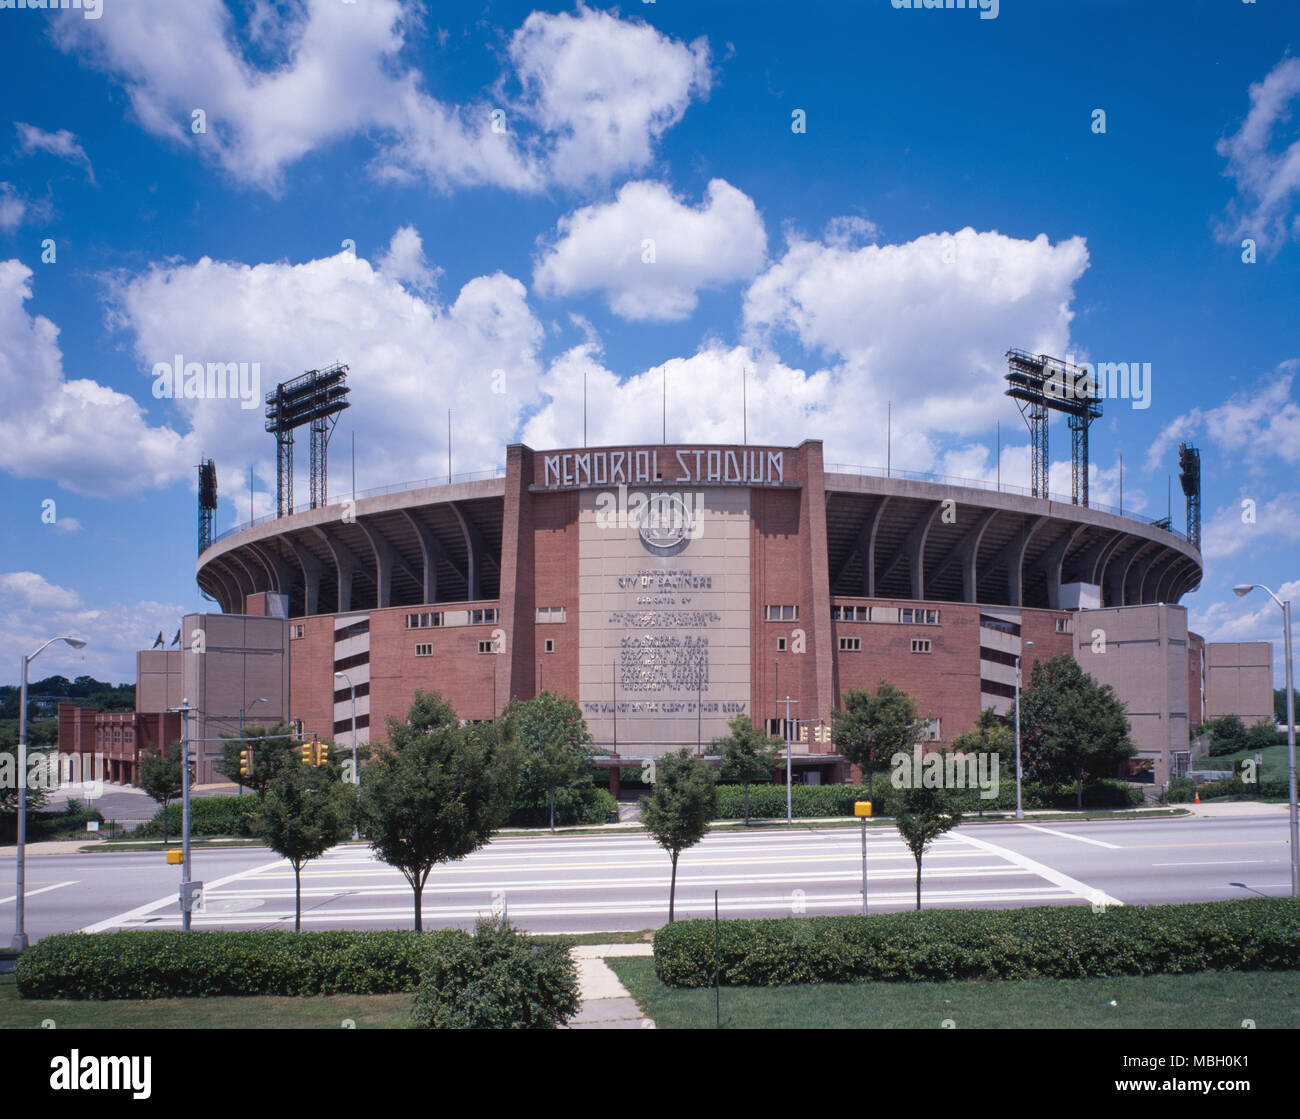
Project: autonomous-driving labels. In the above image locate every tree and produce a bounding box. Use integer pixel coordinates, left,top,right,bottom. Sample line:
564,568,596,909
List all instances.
832,683,927,801
213,722,302,799
259,763,355,931
138,741,184,845
1200,714,1249,758
640,749,717,922
0,741,50,817
1276,688,1299,727
949,707,1012,818
1019,655,1137,808
1245,719,1281,752
501,691,593,831
357,691,515,931
713,714,780,824
894,785,963,910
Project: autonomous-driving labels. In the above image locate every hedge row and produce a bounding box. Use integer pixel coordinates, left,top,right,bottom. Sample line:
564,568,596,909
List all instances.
652,898,1300,987
15,923,581,1022
710,776,1141,820
136,793,262,838
17,929,462,999
0,803,104,843
507,786,617,828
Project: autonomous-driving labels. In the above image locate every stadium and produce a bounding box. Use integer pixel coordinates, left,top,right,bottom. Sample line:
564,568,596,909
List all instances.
61,357,1276,792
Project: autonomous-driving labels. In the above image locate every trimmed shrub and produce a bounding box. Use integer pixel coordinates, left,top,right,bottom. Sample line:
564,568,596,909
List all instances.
136,793,262,838
17,929,462,999
652,898,1300,987
1164,777,1195,804
712,783,880,820
507,785,616,827
410,919,580,1029
0,803,103,843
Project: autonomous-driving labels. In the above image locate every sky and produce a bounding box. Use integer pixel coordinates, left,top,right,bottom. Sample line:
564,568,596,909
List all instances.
0,0,1297,686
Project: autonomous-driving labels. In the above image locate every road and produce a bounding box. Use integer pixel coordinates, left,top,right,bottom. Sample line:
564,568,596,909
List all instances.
1,812,1293,941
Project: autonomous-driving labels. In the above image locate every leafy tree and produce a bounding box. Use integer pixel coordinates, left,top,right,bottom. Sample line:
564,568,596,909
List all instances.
501,691,593,831
1019,655,1136,808
259,763,355,931
139,742,184,845
1276,688,1299,727
640,749,718,922
1200,714,1249,758
894,784,964,910
832,683,927,801
950,708,1012,818
357,691,515,931
0,741,51,816
213,722,302,799
713,714,780,824
1245,719,1281,752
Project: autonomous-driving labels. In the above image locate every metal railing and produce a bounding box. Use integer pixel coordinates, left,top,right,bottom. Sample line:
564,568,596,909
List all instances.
824,463,1187,541
212,466,506,544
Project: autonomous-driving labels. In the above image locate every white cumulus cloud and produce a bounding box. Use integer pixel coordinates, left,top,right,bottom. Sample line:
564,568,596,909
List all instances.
1215,56,1300,253
533,179,767,321
54,1,710,195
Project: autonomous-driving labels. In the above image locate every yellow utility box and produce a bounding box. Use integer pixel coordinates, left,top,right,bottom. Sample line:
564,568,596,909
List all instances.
165,848,183,865
854,801,872,818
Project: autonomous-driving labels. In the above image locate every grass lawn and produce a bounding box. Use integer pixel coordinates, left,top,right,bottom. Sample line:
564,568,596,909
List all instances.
0,974,415,1029
1208,742,1289,782
607,957,1300,1029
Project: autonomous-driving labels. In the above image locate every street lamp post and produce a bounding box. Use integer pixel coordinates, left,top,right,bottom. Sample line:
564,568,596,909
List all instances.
334,671,359,841
1234,584,1297,896
1014,640,1035,821
11,635,86,951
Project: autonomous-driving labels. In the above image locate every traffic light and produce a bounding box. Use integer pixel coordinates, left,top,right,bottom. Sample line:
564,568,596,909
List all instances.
317,742,328,766
301,742,313,766
239,748,252,777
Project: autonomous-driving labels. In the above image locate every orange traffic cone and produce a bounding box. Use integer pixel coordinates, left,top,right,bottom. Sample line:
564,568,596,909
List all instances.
1194,790,1201,805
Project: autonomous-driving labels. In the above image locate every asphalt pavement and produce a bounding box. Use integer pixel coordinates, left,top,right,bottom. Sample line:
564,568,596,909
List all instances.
1,810,1292,941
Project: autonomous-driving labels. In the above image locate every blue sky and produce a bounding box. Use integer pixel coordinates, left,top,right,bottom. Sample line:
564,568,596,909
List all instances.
0,0,1297,684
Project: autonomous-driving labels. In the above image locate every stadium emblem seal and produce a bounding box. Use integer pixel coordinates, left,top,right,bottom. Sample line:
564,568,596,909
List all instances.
638,494,694,553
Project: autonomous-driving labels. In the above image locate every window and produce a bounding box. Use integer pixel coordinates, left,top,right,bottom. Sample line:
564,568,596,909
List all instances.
471,608,498,625
544,638,555,654
839,636,861,651
776,637,787,652
911,638,932,654
414,643,433,657
477,639,497,654
980,614,1021,636
922,719,941,742
535,606,567,624
405,612,442,629
832,605,867,622
123,730,133,745
901,608,939,625
1055,616,1071,633
767,718,796,739
764,604,798,622
290,623,305,639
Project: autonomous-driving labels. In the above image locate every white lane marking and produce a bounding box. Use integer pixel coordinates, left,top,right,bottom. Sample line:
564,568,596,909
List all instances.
0,881,75,906
118,886,1080,926
957,829,1123,907
80,857,286,933
1152,860,1276,867
1016,823,1120,849
209,864,1036,899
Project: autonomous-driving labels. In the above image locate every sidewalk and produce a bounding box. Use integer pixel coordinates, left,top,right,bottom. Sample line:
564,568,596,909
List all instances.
565,944,655,1030
1183,799,1292,817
